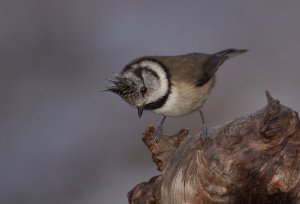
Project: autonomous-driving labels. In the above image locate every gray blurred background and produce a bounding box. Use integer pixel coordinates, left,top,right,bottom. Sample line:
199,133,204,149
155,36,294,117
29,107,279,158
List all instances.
1,0,300,203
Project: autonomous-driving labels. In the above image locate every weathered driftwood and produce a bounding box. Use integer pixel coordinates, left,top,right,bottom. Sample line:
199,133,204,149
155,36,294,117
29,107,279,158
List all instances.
128,92,300,204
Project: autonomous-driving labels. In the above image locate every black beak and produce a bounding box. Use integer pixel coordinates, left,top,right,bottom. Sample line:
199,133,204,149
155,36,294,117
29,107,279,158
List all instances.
137,106,144,118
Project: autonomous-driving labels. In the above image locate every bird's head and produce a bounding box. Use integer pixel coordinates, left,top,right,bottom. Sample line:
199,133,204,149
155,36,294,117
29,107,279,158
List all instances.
107,59,170,117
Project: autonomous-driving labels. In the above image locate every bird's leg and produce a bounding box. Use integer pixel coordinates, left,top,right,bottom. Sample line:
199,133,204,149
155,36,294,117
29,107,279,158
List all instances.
153,116,166,142
199,110,208,136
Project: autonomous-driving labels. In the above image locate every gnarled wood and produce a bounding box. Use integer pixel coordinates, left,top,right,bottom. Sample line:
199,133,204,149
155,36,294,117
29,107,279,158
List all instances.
128,92,300,204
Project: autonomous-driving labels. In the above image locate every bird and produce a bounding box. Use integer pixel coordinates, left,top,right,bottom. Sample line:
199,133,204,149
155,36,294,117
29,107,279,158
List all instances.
107,48,247,141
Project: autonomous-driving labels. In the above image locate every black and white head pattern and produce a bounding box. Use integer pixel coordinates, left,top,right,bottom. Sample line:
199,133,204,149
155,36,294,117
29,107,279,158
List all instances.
108,59,171,110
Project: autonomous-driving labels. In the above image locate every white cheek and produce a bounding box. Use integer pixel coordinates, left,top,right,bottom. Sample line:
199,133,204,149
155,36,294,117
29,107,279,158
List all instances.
139,60,169,102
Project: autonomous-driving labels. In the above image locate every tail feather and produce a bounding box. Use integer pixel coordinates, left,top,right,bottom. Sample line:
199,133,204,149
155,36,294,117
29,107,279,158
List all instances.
214,48,248,58
196,48,247,86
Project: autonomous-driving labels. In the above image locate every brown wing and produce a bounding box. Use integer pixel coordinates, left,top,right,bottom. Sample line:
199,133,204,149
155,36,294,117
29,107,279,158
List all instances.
152,49,247,86
151,53,213,86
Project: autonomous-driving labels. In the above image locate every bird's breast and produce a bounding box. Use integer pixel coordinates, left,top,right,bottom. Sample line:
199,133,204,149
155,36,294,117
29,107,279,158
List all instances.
153,79,215,117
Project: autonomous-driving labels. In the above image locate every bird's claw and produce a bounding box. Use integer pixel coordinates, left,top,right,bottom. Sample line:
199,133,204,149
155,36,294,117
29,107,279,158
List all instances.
200,125,208,136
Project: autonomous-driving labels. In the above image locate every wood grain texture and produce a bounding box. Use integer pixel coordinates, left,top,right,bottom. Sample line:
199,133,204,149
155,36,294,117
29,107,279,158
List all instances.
128,92,300,204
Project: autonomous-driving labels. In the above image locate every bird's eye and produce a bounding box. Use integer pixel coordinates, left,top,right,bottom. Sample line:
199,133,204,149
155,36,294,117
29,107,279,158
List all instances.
140,86,148,96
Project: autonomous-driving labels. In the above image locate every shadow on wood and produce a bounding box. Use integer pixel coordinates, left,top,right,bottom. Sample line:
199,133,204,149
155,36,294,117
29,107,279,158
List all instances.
128,91,300,204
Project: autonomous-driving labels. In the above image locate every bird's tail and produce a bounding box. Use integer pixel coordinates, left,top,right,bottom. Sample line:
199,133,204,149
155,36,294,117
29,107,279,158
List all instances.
214,48,248,58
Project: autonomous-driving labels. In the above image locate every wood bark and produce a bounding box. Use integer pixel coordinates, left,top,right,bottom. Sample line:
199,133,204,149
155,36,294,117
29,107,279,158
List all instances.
128,92,300,204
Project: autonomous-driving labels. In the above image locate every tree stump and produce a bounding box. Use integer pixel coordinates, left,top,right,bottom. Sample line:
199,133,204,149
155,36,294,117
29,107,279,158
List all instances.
128,92,300,204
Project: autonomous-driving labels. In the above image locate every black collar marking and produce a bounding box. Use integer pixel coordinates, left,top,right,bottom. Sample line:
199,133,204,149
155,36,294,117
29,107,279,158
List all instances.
143,88,171,110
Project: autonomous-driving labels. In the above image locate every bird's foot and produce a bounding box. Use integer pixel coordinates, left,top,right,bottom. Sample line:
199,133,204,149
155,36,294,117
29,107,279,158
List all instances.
200,125,208,136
